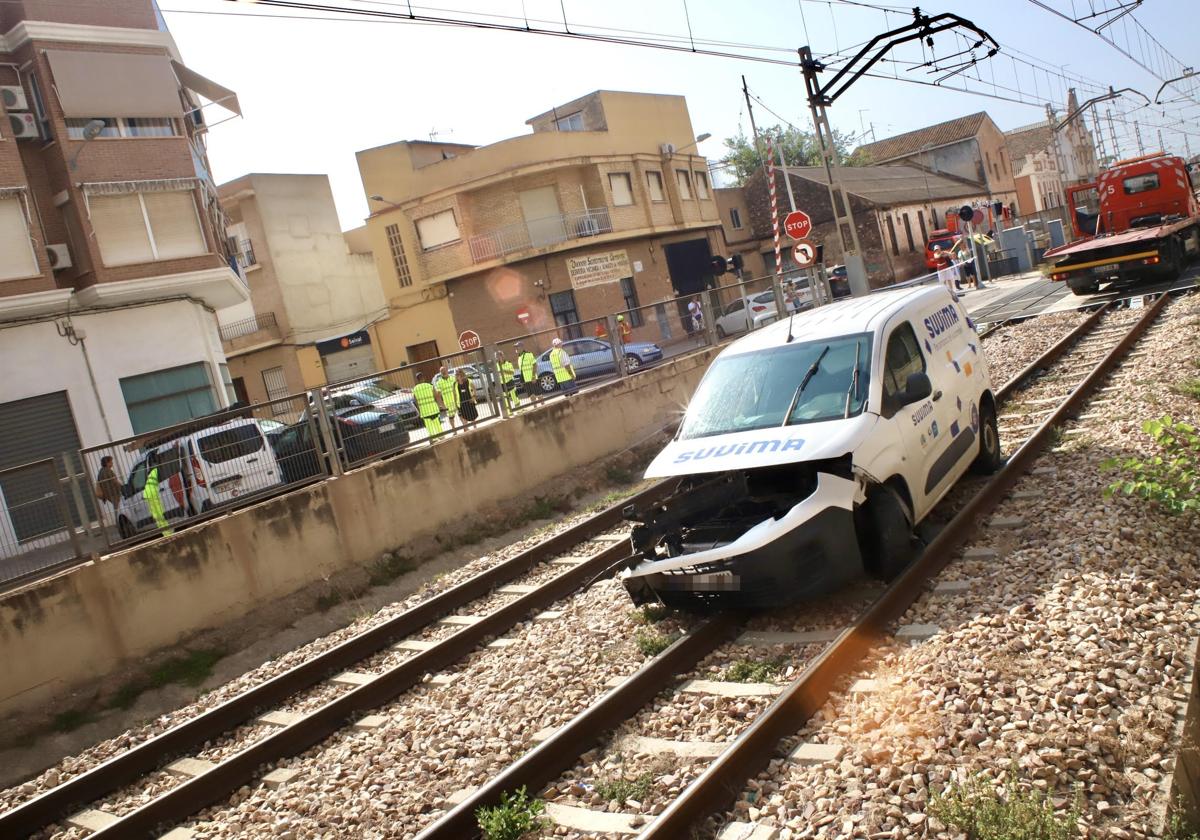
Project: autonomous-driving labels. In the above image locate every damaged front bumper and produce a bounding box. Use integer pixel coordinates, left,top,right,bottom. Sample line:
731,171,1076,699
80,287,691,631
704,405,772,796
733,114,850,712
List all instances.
620,471,863,608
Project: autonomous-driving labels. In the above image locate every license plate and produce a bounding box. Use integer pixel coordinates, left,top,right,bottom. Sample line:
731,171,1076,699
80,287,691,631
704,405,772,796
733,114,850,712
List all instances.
687,572,740,591
379,423,396,432
1091,263,1120,275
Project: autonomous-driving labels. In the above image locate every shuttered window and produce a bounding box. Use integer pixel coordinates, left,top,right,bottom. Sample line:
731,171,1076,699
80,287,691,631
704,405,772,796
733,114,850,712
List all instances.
0,197,39,281
694,171,710,200
385,223,412,287
89,191,205,266
676,170,693,200
415,209,459,250
646,171,665,202
608,173,634,206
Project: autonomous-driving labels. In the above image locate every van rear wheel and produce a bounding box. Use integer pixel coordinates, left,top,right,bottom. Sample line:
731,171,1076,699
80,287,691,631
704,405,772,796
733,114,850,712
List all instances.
857,485,915,582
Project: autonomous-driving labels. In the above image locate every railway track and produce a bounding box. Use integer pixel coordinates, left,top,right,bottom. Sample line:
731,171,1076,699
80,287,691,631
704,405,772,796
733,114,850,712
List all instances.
0,294,1169,840
411,293,1172,840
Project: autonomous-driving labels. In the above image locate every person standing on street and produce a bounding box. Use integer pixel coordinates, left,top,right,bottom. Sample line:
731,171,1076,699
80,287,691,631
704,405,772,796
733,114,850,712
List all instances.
495,350,520,412
616,314,632,342
143,453,174,538
412,371,444,440
95,455,121,528
516,342,540,407
687,298,703,334
455,368,478,425
549,337,578,396
594,319,609,339
435,363,460,433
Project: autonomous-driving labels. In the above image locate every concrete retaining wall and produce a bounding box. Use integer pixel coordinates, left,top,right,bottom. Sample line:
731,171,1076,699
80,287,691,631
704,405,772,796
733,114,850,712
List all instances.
0,348,718,721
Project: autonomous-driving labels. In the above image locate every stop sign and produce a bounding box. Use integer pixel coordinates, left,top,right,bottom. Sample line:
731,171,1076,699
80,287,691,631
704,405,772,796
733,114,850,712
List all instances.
783,210,812,241
458,330,481,352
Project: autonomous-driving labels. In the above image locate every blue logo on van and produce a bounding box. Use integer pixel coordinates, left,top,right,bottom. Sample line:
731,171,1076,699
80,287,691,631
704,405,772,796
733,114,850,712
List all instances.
923,304,961,340
673,437,805,464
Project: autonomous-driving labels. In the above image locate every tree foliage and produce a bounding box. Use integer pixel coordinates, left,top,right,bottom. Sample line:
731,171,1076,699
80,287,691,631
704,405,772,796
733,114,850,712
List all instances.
721,124,871,186
1102,416,1200,515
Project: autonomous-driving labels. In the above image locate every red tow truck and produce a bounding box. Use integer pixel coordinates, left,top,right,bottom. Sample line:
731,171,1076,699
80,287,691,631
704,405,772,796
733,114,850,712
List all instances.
1045,152,1200,295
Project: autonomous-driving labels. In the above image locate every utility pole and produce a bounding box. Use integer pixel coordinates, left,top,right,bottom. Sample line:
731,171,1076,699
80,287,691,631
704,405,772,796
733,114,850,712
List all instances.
1106,109,1122,159
742,76,788,313
1046,103,1070,186
1158,128,1165,154
1135,120,1145,156
1091,105,1107,166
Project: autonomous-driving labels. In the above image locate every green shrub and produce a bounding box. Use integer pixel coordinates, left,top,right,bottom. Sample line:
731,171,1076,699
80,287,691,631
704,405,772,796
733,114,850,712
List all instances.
723,657,786,683
1102,416,1200,514
928,771,1081,840
631,605,670,625
635,629,679,657
476,786,547,840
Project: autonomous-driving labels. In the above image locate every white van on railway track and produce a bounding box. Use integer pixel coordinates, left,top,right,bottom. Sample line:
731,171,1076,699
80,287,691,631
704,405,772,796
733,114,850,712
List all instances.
621,284,1003,609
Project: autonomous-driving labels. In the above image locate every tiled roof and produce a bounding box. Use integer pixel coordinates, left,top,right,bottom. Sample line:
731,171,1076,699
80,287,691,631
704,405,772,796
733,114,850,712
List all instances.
856,112,989,163
787,164,986,205
1004,124,1054,162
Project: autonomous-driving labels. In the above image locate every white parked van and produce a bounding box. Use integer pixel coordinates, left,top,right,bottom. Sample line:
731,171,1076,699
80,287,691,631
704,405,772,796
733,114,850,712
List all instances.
116,418,282,538
621,284,1001,608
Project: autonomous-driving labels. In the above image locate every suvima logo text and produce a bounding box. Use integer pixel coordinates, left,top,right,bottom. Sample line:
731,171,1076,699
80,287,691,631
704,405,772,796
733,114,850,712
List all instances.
673,437,805,463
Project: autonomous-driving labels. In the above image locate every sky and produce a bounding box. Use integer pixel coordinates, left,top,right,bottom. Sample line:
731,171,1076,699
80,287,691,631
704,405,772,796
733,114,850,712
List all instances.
161,0,1200,230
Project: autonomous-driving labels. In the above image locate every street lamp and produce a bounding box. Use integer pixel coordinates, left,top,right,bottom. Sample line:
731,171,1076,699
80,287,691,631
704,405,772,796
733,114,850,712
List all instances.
671,132,711,156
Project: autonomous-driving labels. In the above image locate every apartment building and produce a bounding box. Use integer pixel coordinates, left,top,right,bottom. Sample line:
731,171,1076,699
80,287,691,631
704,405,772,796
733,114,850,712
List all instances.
1006,90,1101,214
217,173,388,405
355,90,722,361
856,112,1021,218
0,0,244,476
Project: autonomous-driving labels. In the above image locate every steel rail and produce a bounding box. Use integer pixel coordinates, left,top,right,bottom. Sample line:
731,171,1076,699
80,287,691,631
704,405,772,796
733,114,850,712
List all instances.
0,481,667,838
996,301,1111,401
638,292,1169,838
412,613,744,840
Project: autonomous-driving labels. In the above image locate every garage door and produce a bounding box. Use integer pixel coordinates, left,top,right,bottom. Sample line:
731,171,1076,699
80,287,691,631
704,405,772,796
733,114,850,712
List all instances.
322,344,377,385
0,391,90,540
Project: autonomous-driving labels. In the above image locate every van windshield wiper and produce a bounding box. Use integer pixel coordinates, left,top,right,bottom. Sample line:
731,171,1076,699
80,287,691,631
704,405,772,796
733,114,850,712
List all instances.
782,344,830,426
844,339,862,419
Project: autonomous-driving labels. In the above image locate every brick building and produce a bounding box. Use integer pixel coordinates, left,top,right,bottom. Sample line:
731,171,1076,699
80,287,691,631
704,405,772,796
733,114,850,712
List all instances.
0,0,243,542
355,90,723,361
217,174,389,404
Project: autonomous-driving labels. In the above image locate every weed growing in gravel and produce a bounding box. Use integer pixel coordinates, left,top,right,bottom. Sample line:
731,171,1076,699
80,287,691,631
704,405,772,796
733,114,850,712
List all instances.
631,604,671,625
1165,799,1200,840
108,649,225,710
929,771,1081,840
723,656,786,683
1172,378,1200,400
635,629,680,657
605,464,635,485
1102,416,1200,514
476,786,547,840
594,771,654,803
315,591,342,612
368,552,418,587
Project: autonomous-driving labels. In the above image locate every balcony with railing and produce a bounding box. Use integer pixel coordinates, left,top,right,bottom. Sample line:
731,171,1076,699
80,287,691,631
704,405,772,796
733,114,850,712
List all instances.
235,239,258,271
219,311,281,353
467,207,613,264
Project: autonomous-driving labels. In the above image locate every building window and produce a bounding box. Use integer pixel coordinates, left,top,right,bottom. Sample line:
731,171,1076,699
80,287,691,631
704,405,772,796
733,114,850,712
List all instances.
608,172,634,207
88,190,207,267
646,171,665,202
261,366,291,416
676,170,693,200
414,209,460,250
620,277,644,327
66,117,178,139
729,207,743,230
385,223,412,287
549,289,582,340
902,212,914,252
886,215,899,256
0,195,40,281
917,209,928,242
120,362,217,435
218,363,237,404
26,73,51,139
555,112,584,132
694,171,711,200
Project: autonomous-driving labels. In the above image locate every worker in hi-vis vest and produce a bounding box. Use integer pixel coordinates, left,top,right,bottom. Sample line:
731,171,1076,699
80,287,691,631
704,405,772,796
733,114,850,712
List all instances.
495,351,520,411
412,371,443,439
549,337,577,395
515,342,540,407
143,453,174,537
435,363,460,433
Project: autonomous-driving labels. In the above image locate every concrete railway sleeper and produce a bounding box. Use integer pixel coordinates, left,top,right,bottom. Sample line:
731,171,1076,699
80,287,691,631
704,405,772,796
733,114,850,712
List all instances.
404,296,1167,839
0,301,1150,839
0,483,670,839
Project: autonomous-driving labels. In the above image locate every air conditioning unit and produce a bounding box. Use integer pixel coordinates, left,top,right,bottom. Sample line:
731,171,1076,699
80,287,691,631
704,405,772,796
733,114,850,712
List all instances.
577,216,600,237
660,142,676,156
8,112,39,140
45,244,72,271
0,85,28,111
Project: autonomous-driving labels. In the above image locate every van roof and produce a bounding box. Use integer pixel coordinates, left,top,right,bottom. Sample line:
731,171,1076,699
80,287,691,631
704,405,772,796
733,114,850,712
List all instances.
722,285,950,354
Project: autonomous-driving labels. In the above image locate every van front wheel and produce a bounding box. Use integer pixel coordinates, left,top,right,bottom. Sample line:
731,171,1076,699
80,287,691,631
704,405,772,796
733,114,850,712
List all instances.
857,485,915,582
971,401,1003,474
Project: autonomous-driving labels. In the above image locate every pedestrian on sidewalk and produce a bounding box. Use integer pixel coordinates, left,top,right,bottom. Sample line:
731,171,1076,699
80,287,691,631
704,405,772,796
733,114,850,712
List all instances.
412,372,444,440
687,298,703,334
94,455,121,529
455,368,478,425
516,342,541,407
495,350,520,412
435,363,460,433
549,338,577,396
616,314,632,342
143,452,174,538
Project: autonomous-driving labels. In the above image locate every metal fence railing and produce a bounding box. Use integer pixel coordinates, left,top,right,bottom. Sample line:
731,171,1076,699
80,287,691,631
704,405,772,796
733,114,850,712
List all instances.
0,459,84,590
219,311,278,342
467,207,613,263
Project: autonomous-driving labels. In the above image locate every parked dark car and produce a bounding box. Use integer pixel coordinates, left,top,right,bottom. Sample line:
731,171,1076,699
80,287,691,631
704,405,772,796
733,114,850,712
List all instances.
826,265,852,299
269,407,410,481
323,384,421,431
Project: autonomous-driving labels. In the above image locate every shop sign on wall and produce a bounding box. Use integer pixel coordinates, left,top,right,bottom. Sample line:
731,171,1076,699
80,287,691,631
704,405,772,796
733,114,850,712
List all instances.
567,249,632,289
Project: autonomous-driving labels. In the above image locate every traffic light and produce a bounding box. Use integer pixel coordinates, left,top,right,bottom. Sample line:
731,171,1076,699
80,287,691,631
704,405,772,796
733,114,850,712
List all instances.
709,254,728,276
730,254,744,273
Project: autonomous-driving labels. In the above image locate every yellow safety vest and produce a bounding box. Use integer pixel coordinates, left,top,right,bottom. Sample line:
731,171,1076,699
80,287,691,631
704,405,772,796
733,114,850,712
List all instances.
518,352,537,382
499,360,515,384
550,348,574,383
436,375,459,412
413,382,439,418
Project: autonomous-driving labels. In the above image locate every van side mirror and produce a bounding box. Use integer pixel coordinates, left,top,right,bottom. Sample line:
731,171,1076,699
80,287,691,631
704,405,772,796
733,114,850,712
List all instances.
904,372,933,404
